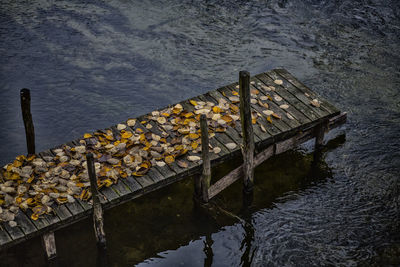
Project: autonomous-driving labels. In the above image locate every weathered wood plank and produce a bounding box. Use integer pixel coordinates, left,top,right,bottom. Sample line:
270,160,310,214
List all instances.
266,70,329,118
208,111,346,199
256,73,321,121
253,76,312,125
274,68,339,115
249,81,301,129
205,90,265,143
217,86,283,136
127,118,177,180
2,222,25,241
0,228,12,245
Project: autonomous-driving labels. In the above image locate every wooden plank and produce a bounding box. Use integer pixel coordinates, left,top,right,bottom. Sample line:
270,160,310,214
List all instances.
195,94,245,150
208,111,347,200
126,119,177,180
135,119,183,175
205,90,265,143
266,70,330,118
122,176,142,193
180,98,240,154
134,174,155,188
52,205,73,222
253,76,312,125
256,73,321,121
0,228,12,245
1,221,25,241
218,85,282,137
13,211,37,236
248,81,301,129
274,68,339,115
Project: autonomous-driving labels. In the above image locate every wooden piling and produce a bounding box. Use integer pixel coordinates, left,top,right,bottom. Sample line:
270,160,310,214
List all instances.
41,231,57,266
239,71,255,198
200,114,211,203
86,153,107,250
194,114,211,203
20,88,35,155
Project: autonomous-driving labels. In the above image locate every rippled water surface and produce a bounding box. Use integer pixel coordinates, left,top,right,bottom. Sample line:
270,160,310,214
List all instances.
1,0,400,266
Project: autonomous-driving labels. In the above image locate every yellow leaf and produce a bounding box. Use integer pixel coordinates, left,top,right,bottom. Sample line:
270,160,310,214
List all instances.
271,113,281,119
84,133,93,138
121,131,133,139
190,100,197,106
232,91,239,96
165,155,175,164
31,213,39,221
136,128,144,133
191,142,199,149
13,159,23,168
267,116,273,124
252,118,257,124
161,112,170,117
212,106,222,113
189,133,199,140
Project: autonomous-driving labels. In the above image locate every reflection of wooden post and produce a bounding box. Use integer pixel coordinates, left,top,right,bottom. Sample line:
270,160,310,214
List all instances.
20,88,35,155
86,153,106,249
200,114,211,203
42,231,58,266
239,71,255,206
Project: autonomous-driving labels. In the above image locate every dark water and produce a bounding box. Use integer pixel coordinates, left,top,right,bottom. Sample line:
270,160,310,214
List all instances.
1,0,400,266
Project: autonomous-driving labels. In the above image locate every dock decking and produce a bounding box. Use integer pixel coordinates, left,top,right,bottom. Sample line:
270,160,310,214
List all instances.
0,69,346,250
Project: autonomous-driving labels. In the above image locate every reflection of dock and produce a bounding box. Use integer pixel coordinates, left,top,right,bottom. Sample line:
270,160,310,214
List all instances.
0,69,346,258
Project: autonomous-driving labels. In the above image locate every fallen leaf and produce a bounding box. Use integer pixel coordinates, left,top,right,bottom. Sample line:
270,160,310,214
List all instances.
267,116,273,123
127,119,136,127
213,147,221,154
271,113,281,119
274,79,283,85
83,133,92,139
286,112,295,120
310,99,321,107
165,155,175,164
157,117,167,124
190,100,197,106
176,160,188,168
187,155,201,162
280,104,289,109
117,124,126,130
274,95,283,102
263,110,274,116
225,143,237,149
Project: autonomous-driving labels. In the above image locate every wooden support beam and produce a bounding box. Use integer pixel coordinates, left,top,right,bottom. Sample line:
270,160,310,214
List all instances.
20,88,35,155
41,231,57,264
86,153,107,250
207,112,347,199
194,115,211,203
239,71,255,205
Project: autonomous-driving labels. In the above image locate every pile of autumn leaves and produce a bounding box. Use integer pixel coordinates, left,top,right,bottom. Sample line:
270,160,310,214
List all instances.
0,80,322,226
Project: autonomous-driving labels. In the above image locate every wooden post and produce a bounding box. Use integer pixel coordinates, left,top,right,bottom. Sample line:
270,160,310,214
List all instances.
41,231,58,266
195,114,211,203
86,153,107,250
20,88,35,155
239,71,255,206
200,114,211,203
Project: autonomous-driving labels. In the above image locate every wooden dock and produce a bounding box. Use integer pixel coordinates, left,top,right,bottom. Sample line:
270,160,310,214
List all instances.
0,69,346,254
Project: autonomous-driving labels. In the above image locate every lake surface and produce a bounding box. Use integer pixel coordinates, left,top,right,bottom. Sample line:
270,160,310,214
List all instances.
1,0,399,266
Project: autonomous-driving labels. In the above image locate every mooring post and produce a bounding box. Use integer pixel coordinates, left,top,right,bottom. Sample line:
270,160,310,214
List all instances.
194,114,211,203
239,71,255,207
20,88,35,155
200,114,211,203
21,89,58,265
86,153,107,250
41,231,58,266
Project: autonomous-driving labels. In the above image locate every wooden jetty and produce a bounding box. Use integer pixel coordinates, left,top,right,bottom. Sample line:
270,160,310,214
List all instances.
0,69,346,259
